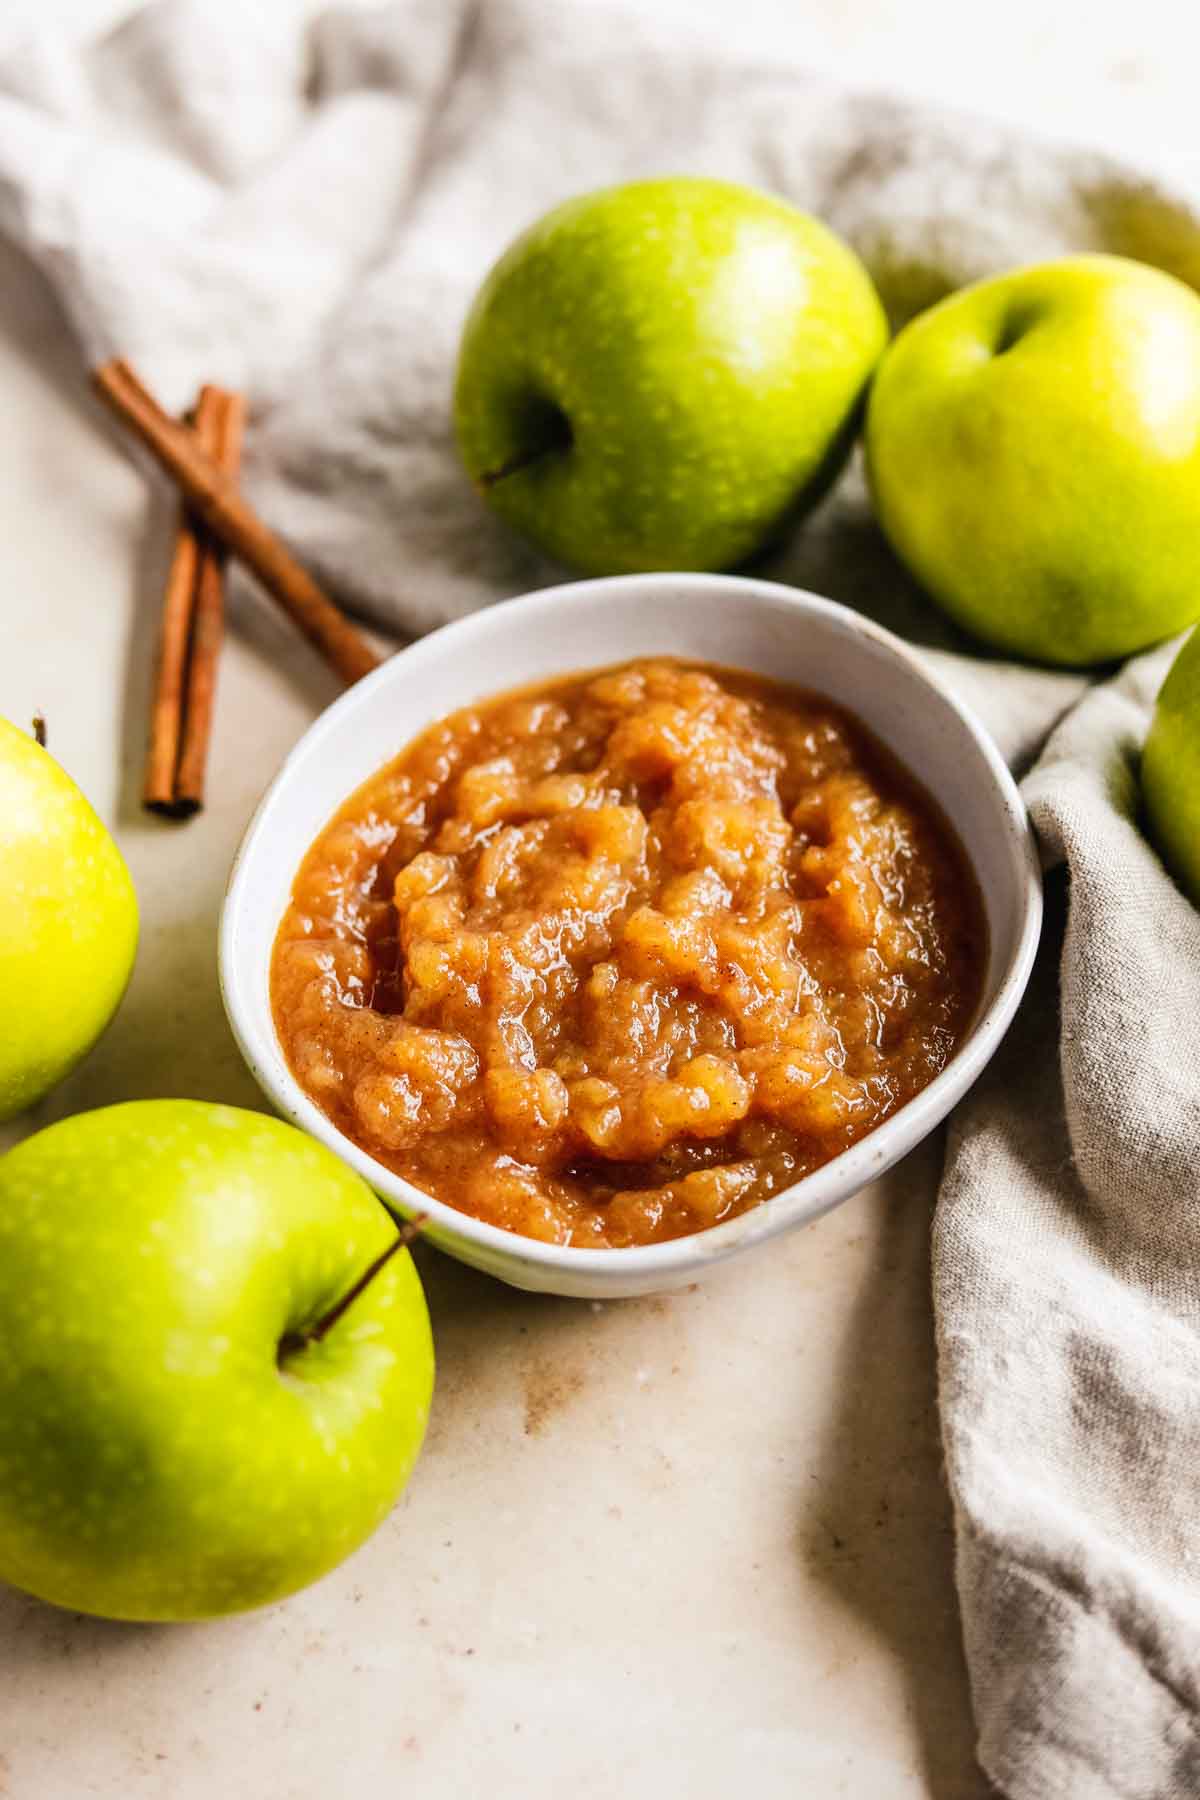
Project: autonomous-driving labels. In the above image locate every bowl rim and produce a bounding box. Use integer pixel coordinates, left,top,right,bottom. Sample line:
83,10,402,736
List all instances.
219,572,1042,1278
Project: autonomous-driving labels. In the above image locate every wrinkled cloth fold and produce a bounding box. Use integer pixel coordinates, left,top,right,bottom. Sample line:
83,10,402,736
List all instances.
2,3,1199,1791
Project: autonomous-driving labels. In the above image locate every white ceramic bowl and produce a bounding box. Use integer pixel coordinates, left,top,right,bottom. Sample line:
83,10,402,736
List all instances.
220,574,1041,1300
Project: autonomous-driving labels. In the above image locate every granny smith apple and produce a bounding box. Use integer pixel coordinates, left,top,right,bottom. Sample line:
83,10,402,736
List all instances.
454,176,887,573
1142,627,1200,906
866,254,1200,666
0,1100,434,1620
0,717,138,1120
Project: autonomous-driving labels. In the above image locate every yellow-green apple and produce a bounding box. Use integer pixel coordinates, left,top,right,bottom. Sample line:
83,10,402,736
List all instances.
1142,626,1200,906
455,176,887,573
866,254,1200,665
0,1101,434,1621
0,717,138,1119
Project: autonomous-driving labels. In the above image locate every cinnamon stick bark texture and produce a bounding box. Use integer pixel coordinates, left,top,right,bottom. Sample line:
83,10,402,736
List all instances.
93,360,381,686
142,386,223,812
174,389,246,814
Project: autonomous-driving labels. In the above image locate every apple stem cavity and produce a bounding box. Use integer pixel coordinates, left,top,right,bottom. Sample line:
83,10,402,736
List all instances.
32,714,46,749
278,1213,427,1366
479,408,573,489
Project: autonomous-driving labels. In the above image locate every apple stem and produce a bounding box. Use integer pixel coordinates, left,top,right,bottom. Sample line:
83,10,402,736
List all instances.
479,444,559,488
479,410,573,489
32,714,46,748
279,1213,427,1361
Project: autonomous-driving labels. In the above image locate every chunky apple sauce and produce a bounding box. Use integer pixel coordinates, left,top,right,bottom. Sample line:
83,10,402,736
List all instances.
271,660,984,1248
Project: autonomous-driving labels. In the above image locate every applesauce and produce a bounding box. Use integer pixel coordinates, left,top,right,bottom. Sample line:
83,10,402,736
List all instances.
271,660,985,1248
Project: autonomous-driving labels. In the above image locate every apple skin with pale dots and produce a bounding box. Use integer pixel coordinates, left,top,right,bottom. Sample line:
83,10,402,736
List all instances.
0,1101,434,1622
0,716,138,1121
866,254,1200,666
1142,625,1200,910
454,176,888,575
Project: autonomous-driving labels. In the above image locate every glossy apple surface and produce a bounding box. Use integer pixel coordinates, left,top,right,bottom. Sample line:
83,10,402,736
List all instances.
1142,626,1200,907
455,176,887,573
0,1101,434,1620
866,255,1200,665
0,717,138,1119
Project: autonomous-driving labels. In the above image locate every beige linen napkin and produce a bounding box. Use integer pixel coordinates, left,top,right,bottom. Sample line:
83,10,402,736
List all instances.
939,643,1200,1798
1,2,1199,1790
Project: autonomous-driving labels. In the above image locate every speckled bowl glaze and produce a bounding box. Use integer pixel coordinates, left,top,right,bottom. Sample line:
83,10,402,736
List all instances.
220,574,1041,1300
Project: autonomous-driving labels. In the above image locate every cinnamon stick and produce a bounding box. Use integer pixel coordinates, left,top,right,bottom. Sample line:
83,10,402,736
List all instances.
173,389,247,815
143,387,224,813
92,359,380,687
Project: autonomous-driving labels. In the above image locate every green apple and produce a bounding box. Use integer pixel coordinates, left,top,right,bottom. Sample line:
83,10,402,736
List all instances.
0,717,138,1120
866,254,1200,667
1142,627,1200,906
454,176,887,573
0,1100,434,1620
